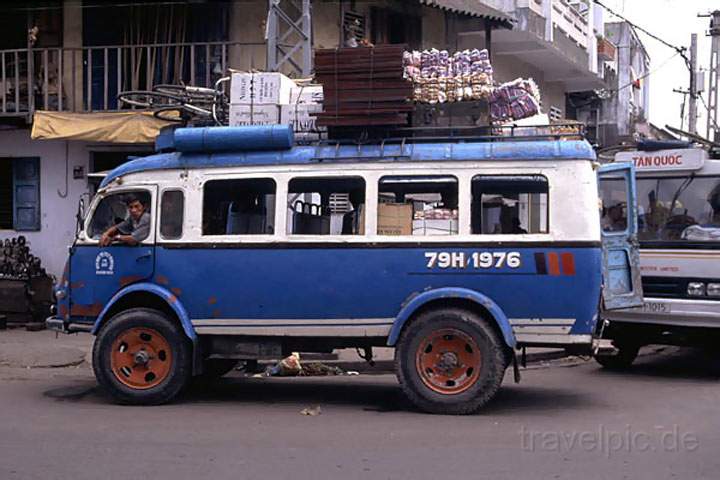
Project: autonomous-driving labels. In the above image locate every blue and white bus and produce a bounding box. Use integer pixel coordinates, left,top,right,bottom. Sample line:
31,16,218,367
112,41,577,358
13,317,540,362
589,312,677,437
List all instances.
47,125,642,414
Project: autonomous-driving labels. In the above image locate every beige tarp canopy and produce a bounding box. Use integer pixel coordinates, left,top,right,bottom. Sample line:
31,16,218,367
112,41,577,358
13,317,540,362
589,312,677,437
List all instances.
31,111,173,143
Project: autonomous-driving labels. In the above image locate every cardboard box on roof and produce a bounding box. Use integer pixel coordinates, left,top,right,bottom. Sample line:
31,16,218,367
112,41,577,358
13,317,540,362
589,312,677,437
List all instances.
377,203,413,236
289,85,324,104
230,72,297,104
280,103,324,132
229,104,280,126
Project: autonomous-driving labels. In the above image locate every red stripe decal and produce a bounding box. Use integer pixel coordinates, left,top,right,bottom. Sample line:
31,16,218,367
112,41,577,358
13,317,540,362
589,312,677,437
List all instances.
561,252,576,276
547,252,561,276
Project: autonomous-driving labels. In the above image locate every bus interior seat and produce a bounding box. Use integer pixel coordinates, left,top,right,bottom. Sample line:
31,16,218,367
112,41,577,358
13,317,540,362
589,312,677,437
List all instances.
226,202,267,234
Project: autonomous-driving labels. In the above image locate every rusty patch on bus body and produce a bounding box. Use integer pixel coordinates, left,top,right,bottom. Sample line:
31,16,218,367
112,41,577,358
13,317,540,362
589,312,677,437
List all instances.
156,275,170,286
59,304,69,318
69,281,85,290
119,275,144,287
168,294,178,304
70,303,103,317
170,287,182,297
212,309,222,318
208,296,218,305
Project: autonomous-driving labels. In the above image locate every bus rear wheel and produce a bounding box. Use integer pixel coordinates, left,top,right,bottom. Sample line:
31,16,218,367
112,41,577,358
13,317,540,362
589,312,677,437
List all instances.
93,308,191,405
396,308,507,415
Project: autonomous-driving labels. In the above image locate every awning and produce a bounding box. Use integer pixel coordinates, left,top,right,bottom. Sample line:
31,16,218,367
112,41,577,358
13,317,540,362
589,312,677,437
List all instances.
31,110,173,143
419,0,515,29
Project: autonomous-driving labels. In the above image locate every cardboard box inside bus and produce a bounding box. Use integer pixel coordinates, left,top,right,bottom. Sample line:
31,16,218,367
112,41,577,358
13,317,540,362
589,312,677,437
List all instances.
377,203,413,235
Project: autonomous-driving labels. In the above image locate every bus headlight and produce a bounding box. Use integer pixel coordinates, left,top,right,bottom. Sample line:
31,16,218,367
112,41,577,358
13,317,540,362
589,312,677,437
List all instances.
55,289,66,300
687,282,706,296
706,283,720,297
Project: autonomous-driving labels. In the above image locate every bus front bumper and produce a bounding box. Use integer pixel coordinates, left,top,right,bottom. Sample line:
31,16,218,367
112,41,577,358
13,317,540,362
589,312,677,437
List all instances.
603,297,720,329
46,316,93,334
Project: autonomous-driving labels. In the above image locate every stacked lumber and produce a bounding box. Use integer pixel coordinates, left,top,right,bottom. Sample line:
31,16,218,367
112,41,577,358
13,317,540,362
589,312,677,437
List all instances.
313,46,412,127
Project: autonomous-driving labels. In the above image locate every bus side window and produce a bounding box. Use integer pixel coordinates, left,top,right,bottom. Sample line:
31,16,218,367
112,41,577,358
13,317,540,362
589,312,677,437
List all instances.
202,178,276,235
160,190,184,240
472,175,548,234
377,176,458,236
287,177,365,235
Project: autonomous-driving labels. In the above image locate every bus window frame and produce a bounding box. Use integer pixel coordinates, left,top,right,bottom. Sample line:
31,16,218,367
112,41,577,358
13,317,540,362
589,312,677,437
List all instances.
188,166,563,245
158,188,186,241
199,176,279,238
83,185,157,245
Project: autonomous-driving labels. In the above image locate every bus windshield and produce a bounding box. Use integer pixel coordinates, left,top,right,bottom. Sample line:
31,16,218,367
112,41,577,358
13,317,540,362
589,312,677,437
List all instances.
631,176,720,243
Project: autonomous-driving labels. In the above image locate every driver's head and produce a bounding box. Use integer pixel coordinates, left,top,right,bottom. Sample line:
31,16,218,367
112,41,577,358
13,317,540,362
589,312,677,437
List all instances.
125,195,145,221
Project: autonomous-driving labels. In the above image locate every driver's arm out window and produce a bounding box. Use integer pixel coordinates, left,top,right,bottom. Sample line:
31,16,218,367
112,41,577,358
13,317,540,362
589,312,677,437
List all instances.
89,191,151,242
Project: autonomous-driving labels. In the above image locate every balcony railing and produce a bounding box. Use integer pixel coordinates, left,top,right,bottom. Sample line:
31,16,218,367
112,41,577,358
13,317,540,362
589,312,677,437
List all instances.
0,41,262,118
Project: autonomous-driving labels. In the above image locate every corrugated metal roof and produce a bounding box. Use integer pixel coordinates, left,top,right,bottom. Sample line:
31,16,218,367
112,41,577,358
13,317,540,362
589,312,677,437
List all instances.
419,0,515,28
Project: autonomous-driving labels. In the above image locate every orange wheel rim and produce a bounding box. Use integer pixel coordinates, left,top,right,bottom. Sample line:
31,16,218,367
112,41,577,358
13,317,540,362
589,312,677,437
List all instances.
110,327,172,390
415,328,482,395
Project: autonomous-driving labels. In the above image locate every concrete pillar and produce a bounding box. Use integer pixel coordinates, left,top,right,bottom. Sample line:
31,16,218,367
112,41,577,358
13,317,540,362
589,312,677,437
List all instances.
586,2,597,74
227,0,267,72
62,0,83,112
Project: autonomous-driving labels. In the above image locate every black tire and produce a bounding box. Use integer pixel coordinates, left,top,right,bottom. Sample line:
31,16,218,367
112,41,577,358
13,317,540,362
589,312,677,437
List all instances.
93,308,192,405
117,90,183,108
595,342,640,370
395,308,508,415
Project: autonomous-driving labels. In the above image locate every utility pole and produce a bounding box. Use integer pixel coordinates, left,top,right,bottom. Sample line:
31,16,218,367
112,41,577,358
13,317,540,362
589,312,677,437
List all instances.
688,33,698,135
703,10,720,142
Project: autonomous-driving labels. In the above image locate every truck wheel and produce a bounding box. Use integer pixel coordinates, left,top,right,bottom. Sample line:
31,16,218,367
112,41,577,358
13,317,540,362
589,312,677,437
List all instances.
93,308,191,405
396,308,507,415
595,342,639,370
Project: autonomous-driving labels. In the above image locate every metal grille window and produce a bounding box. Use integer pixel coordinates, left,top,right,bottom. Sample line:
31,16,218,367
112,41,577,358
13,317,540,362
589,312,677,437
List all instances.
160,190,184,240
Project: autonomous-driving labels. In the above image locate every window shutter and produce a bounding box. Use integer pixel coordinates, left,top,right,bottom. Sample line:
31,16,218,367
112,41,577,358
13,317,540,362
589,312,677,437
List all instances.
13,157,41,231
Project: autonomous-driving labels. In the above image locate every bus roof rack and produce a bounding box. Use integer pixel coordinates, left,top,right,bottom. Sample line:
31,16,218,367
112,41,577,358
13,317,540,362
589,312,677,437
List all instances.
310,123,586,147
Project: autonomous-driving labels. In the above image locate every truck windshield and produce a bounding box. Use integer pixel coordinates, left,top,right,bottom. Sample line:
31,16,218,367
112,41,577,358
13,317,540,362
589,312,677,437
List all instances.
634,176,720,242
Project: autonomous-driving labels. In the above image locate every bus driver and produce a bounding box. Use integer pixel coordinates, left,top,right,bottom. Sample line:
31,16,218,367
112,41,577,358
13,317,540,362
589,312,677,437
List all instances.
99,195,150,246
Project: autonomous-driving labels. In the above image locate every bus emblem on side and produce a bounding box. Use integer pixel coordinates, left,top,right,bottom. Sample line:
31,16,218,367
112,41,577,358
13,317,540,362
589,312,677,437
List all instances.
95,251,115,276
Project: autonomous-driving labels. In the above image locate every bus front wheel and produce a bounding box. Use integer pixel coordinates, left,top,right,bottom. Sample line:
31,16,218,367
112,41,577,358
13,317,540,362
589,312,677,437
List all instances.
93,308,192,405
594,342,640,370
395,308,507,415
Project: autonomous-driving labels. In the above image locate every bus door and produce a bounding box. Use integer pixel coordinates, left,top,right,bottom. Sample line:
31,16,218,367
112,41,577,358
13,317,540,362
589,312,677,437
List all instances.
68,186,157,316
598,163,644,309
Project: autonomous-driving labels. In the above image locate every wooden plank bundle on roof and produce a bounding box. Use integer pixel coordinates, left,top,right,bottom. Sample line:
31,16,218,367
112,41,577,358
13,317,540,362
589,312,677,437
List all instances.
313,45,412,129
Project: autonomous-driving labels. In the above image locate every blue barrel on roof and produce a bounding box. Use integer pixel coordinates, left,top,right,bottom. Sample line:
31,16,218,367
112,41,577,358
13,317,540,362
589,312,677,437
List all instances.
173,125,294,153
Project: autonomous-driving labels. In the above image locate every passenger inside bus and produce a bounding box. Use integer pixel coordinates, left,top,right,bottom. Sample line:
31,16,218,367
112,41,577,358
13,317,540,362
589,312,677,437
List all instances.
682,183,720,241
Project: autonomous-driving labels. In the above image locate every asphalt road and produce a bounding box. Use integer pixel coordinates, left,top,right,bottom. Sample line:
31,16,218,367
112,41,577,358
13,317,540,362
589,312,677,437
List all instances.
1,347,719,480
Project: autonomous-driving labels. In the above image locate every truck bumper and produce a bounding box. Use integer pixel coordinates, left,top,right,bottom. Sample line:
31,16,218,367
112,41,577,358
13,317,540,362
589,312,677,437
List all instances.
45,316,93,334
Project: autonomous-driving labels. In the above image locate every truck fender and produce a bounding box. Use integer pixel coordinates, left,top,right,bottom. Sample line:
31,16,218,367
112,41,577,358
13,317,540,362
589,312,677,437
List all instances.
91,282,197,342
386,287,517,348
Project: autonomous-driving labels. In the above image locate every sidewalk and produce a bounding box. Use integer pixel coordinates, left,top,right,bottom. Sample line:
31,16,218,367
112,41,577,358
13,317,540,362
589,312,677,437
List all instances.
0,328,566,372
